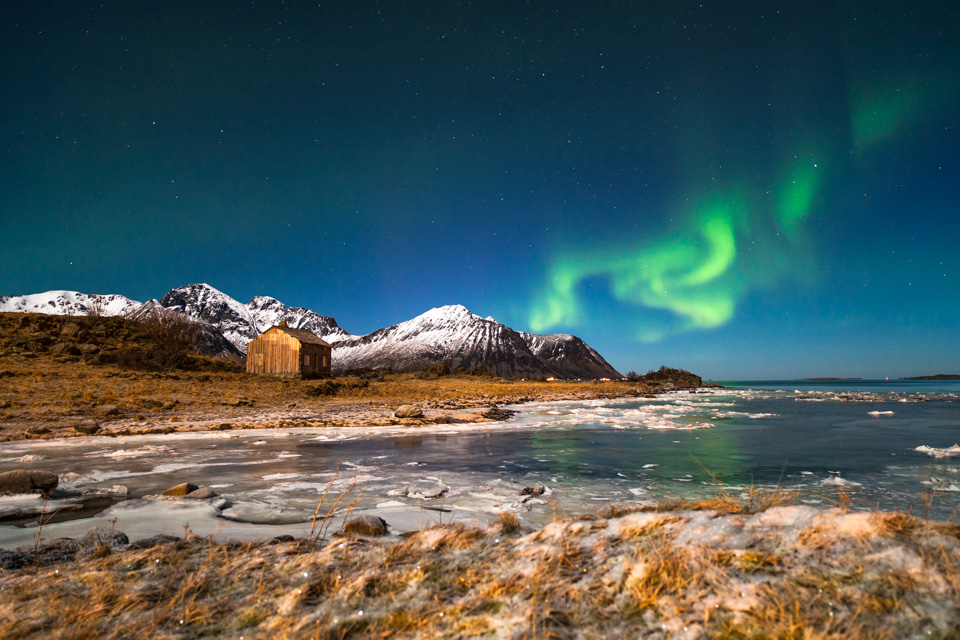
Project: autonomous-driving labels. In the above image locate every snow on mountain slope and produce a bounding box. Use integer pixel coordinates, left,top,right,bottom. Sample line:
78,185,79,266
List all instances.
332,305,560,378
158,285,352,353
0,291,141,317
247,296,353,344
520,332,622,379
159,283,258,353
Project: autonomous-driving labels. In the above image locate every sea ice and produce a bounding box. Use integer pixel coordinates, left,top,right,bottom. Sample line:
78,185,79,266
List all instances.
915,444,960,458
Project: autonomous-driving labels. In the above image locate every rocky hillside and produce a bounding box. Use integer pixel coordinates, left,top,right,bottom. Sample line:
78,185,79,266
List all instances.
0,312,242,369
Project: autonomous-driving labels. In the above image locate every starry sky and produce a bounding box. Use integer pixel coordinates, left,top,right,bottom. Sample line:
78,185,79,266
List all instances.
3,1,958,380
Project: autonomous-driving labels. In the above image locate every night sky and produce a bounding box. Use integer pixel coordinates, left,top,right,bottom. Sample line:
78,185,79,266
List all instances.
3,2,959,379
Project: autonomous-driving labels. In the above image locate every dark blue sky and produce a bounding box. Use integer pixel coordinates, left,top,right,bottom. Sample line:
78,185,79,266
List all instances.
2,1,958,379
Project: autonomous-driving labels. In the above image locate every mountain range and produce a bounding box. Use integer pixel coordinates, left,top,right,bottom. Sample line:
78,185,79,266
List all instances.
0,284,621,379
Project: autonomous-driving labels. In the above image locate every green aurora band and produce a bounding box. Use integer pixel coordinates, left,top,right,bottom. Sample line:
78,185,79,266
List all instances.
527,21,959,344
529,174,817,342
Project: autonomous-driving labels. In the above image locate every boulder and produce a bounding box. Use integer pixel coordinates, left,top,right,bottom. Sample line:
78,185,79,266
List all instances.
98,405,121,417
519,485,546,498
481,407,517,421
25,425,51,435
82,527,129,550
0,470,59,496
343,515,388,537
268,534,296,544
184,487,218,499
60,322,81,338
406,479,449,500
80,344,101,356
77,528,129,559
50,342,81,356
395,405,424,419
74,419,101,435
162,482,199,497
129,534,180,550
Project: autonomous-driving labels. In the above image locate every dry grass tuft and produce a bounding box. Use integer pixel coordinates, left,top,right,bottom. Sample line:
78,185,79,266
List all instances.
497,510,522,536
877,512,923,540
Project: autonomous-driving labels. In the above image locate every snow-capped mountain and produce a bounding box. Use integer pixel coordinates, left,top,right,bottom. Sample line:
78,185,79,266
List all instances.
1,284,621,378
520,332,621,379
0,291,141,317
160,284,259,352
247,296,352,344
332,304,621,378
158,284,352,353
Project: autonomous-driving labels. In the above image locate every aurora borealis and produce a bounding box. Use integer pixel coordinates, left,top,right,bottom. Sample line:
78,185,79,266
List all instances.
2,2,958,379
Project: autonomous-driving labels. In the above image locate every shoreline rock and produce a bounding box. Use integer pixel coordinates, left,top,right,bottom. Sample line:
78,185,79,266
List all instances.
0,470,59,497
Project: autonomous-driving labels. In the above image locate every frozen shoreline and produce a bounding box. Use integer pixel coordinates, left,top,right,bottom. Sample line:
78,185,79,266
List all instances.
4,386,960,550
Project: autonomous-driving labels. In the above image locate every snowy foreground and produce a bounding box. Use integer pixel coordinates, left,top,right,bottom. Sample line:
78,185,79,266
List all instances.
1,502,958,639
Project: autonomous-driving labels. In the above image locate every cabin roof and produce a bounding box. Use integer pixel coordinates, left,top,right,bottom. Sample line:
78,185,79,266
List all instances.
273,325,332,347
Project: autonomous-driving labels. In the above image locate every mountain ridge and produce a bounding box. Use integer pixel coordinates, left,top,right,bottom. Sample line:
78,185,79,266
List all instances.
0,285,621,379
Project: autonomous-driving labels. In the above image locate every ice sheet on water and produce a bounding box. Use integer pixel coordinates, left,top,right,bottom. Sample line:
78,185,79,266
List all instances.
16,454,46,462
922,478,960,492
262,473,302,481
915,444,960,458
821,475,862,487
96,444,175,459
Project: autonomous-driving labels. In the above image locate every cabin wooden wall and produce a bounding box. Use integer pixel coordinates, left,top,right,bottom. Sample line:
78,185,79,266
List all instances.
246,328,332,378
246,328,302,377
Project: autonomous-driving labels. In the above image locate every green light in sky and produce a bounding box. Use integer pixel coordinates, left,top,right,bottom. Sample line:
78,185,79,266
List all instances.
530,152,831,342
775,162,820,237
851,79,924,149
850,66,958,150
530,196,746,339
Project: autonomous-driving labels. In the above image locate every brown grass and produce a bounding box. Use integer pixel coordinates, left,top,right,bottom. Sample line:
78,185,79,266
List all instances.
2,501,960,639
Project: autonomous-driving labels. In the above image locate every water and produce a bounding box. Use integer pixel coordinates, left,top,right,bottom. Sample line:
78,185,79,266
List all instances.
1,380,959,546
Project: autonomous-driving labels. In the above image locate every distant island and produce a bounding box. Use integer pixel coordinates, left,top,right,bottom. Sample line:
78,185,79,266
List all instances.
798,377,863,381
901,374,960,380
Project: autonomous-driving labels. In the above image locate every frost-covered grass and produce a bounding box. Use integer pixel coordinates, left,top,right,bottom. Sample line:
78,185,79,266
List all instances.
2,499,959,639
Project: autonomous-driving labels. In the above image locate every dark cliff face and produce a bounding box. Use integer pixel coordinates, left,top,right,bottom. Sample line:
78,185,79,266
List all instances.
520,332,622,379
159,284,259,352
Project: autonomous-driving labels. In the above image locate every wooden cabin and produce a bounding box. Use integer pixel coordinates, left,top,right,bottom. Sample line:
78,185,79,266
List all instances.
245,321,332,378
